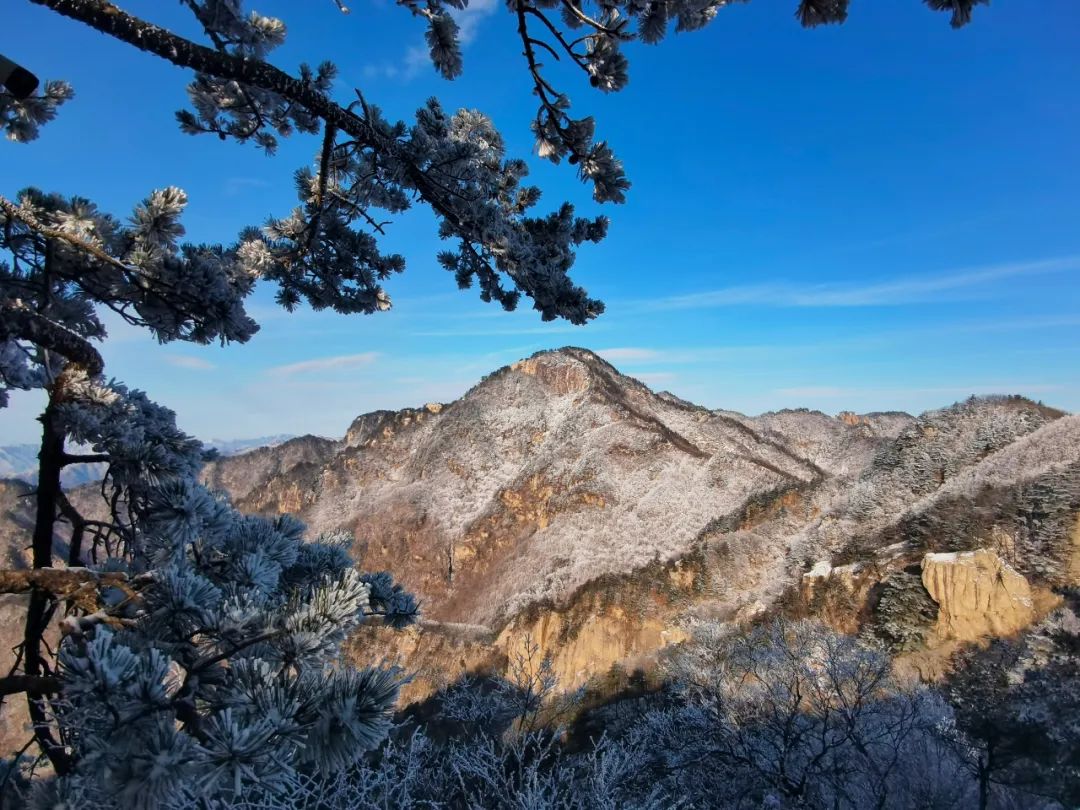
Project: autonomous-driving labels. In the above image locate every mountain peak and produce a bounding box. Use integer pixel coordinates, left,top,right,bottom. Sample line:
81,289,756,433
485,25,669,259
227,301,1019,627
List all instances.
505,347,612,395
466,346,628,402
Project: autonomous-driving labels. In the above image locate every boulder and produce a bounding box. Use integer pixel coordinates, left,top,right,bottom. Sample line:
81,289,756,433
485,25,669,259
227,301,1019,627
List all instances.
921,549,1034,642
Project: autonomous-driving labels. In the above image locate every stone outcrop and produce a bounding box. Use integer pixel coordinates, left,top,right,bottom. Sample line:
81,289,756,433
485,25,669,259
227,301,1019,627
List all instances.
346,622,504,706
498,604,687,691
0,595,62,760
921,549,1036,642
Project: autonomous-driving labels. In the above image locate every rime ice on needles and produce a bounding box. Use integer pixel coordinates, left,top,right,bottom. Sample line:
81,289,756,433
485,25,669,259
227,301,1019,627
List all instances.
0,187,260,408
46,481,417,807
0,79,73,142
171,0,611,321
0,174,420,803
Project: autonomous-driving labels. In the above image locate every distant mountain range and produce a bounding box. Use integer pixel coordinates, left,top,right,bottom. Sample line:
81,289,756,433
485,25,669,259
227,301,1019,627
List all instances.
0,434,295,487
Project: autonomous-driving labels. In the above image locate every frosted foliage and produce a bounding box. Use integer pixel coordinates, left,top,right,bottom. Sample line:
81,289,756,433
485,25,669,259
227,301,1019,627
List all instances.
112,728,665,810
29,619,662,809
833,414,1080,581
866,397,1054,507
906,414,1080,506
945,598,1080,806
178,1,316,154
57,377,205,486
8,2,986,328
24,477,417,808
0,80,73,142
636,619,979,809
0,339,44,407
28,0,613,324
0,187,261,409
801,399,1071,562
380,0,984,206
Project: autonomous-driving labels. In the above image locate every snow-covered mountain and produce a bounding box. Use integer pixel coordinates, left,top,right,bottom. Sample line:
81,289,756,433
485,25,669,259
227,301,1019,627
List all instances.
6,347,1077,701
192,348,1077,696
201,348,887,625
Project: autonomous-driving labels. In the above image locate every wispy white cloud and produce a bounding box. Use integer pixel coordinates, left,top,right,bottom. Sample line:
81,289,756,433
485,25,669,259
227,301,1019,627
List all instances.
402,45,429,80
223,177,270,196
454,0,497,44
411,325,589,337
635,372,677,386
360,39,426,81
267,352,379,377
166,355,216,371
639,255,1080,311
775,386,852,398
775,383,1064,400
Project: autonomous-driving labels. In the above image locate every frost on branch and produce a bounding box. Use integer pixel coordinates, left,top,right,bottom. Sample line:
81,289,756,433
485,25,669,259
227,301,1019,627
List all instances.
0,187,259,410
0,221,419,799
11,0,989,326
33,478,417,808
177,1,328,154
238,99,608,322
0,79,73,142
57,377,204,487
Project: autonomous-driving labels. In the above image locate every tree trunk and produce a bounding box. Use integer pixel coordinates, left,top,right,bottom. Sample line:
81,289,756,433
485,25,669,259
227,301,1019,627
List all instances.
22,394,73,773
978,750,992,810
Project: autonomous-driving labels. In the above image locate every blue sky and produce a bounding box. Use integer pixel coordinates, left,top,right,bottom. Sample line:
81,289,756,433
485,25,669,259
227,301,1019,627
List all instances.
2,0,1079,443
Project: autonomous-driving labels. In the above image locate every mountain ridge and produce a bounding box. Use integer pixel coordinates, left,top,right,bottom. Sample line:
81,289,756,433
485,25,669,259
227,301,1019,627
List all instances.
200,348,1068,630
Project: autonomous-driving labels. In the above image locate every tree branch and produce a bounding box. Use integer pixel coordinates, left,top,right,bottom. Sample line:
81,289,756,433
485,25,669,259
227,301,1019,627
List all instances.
31,1,383,152
0,192,134,278
0,304,104,377
0,675,61,698
0,568,131,602
61,453,111,466
29,0,496,262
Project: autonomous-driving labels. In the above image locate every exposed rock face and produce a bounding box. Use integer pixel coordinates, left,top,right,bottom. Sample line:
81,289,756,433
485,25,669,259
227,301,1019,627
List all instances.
0,594,62,760
0,479,35,569
1069,513,1080,585
499,600,689,691
751,409,914,477
921,550,1036,642
345,622,504,706
201,435,339,512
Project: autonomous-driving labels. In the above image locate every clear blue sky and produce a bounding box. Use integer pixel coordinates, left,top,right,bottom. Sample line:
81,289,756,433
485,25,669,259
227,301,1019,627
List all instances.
2,0,1079,443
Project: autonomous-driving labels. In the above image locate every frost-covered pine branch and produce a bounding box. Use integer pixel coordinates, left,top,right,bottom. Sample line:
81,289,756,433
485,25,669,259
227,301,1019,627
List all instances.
19,0,985,323
21,482,417,808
